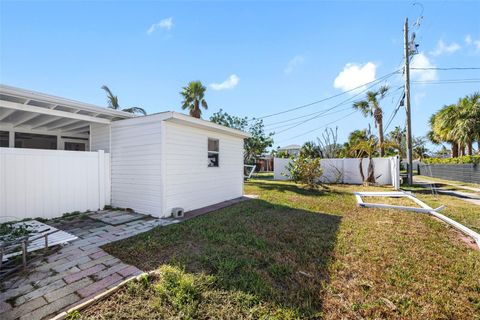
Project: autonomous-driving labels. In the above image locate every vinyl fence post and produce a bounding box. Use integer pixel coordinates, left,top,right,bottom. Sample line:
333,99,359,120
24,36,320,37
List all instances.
98,150,106,211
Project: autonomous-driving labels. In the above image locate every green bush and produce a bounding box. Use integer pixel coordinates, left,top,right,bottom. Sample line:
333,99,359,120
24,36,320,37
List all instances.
284,155,323,188
423,155,480,165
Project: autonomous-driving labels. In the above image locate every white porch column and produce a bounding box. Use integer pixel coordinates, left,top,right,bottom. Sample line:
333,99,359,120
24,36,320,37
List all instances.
9,130,14,148
98,150,106,210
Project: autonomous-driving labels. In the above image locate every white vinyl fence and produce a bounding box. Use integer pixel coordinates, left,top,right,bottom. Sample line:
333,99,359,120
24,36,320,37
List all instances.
0,148,111,221
274,157,400,189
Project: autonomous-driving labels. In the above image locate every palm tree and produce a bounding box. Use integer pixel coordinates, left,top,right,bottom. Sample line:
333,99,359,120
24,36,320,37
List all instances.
342,129,370,157
428,104,461,157
387,126,406,158
348,128,378,184
455,92,480,155
299,141,321,158
180,81,208,118
353,85,389,156
101,85,147,115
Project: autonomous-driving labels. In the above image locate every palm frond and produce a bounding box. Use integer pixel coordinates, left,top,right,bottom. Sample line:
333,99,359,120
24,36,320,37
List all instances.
122,107,147,115
101,85,120,109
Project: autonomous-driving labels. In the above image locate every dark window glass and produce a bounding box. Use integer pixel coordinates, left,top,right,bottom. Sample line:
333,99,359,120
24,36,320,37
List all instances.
15,132,57,150
208,138,219,167
208,152,219,167
0,131,8,147
208,138,219,152
64,142,86,151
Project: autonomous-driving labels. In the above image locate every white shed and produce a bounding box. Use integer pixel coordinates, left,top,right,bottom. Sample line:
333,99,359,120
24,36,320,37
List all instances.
91,111,250,218
1,85,250,220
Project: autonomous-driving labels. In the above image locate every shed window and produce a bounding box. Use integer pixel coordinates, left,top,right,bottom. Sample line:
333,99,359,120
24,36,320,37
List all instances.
0,131,8,147
208,138,219,167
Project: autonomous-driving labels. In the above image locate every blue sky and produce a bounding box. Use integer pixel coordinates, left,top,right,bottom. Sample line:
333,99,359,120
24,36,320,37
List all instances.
1,1,479,150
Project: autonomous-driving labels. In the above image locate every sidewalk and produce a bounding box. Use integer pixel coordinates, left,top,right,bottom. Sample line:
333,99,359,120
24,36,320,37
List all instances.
0,216,177,320
414,176,480,206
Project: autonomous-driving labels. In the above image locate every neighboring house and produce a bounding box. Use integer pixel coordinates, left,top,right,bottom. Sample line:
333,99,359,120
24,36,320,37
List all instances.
0,84,250,220
256,154,274,172
277,144,301,157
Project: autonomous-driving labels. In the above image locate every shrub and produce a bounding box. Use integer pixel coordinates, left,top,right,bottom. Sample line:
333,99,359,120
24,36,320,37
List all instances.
423,155,480,165
284,155,323,188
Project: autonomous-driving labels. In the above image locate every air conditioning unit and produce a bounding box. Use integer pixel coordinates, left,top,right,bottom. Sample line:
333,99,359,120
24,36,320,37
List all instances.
171,207,184,218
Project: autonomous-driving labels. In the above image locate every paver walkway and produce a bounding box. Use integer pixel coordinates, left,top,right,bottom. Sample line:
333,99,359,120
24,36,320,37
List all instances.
0,215,177,320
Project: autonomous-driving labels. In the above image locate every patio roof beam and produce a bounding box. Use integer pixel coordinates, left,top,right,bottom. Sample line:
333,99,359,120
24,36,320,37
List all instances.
57,121,90,132
46,119,83,131
0,100,111,125
30,116,63,130
12,113,42,127
62,125,90,134
0,108,16,121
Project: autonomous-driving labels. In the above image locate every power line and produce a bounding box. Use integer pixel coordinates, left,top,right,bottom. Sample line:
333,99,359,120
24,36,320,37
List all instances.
273,84,404,135
411,67,480,70
383,89,405,134
273,84,374,134
266,106,352,131
413,78,480,81
412,79,480,84
264,83,404,128
276,110,358,144
256,70,400,120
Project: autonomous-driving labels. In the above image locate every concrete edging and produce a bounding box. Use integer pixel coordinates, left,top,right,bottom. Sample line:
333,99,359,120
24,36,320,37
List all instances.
49,272,151,320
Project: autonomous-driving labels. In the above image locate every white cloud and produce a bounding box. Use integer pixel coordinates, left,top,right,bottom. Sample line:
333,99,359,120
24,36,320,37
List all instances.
474,40,480,51
333,62,376,92
430,39,461,56
464,35,480,53
147,17,174,35
465,35,472,45
411,52,438,81
210,74,240,91
284,55,305,74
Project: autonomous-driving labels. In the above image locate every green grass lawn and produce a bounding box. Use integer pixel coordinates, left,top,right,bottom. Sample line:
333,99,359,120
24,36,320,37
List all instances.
79,179,480,319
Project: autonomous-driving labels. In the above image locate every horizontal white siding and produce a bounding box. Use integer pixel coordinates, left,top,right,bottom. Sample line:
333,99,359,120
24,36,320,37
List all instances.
0,148,110,220
90,123,110,152
110,119,162,215
164,122,244,214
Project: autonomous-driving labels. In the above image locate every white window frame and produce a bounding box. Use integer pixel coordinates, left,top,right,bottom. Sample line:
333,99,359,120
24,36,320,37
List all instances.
207,138,220,168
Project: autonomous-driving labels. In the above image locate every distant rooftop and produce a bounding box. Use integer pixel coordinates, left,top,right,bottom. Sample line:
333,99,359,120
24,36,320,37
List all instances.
278,144,301,150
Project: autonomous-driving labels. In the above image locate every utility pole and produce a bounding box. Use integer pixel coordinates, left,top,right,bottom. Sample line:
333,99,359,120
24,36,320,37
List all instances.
404,18,413,185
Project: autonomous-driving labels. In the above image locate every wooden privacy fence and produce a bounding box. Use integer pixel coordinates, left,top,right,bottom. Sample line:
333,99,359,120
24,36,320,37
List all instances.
274,157,400,189
0,148,111,221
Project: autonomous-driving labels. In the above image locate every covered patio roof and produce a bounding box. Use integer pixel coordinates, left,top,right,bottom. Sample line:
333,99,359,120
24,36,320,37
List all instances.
0,85,135,135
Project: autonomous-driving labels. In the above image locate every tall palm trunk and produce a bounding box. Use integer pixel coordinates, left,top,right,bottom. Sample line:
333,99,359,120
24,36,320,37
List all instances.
374,108,384,156
467,141,473,156
192,100,201,118
451,142,459,158
377,120,385,157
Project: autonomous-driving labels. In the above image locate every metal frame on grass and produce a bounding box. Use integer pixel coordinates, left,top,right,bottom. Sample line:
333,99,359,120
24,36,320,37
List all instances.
354,191,480,249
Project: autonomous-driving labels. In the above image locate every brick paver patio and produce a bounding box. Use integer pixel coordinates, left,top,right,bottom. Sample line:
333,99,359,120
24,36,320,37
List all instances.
0,214,177,320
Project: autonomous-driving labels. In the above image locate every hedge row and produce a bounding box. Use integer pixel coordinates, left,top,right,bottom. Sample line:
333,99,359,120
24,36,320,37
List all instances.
423,155,480,165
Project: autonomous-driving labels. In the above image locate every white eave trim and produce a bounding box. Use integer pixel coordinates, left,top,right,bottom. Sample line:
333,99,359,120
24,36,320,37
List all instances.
164,112,251,139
